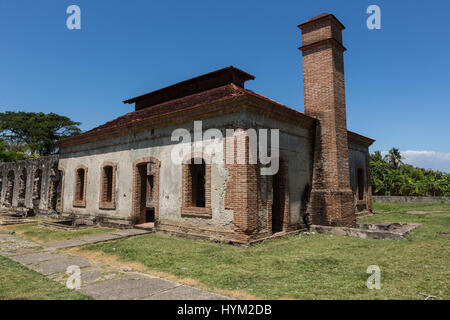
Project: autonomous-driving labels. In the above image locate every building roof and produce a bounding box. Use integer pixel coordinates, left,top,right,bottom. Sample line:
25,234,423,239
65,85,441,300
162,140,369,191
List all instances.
124,66,255,111
85,83,250,136
57,66,374,148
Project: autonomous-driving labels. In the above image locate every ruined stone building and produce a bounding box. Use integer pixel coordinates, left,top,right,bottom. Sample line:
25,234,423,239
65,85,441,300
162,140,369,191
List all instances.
0,14,374,244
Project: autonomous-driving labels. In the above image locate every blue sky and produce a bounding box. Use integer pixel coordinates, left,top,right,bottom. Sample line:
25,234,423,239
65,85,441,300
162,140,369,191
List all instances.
1,0,449,171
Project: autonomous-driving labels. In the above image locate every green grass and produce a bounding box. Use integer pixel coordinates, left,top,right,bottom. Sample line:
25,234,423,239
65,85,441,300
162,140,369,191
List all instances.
0,222,115,243
0,255,92,300
83,203,450,299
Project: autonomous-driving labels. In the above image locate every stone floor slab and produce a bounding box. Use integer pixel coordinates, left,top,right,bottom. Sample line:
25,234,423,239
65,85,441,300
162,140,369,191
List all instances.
79,233,122,243
80,273,179,300
45,239,86,249
29,255,92,275
111,229,151,237
10,251,68,265
0,247,39,257
143,285,230,300
0,232,230,300
80,270,103,283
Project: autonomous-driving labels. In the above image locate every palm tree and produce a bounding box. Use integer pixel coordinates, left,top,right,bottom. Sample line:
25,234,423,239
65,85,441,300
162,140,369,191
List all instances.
384,148,404,169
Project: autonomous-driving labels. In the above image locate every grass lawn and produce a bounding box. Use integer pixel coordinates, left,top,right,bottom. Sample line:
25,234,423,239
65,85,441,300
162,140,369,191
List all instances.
80,202,449,300
0,255,92,300
0,221,115,244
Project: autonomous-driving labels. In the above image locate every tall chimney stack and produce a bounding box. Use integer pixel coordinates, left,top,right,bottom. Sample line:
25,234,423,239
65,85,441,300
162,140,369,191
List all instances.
298,13,356,227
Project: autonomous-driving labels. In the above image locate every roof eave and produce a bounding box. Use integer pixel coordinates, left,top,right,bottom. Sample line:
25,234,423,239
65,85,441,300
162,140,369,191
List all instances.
347,130,376,147
57,94,314,149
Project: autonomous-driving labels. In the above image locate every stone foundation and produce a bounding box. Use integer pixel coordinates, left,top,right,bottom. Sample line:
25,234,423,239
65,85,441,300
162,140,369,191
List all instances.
310,222,421,240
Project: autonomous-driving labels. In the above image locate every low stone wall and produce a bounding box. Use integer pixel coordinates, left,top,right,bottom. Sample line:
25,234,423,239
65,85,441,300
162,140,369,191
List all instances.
310,222,421,240
373,196,450,203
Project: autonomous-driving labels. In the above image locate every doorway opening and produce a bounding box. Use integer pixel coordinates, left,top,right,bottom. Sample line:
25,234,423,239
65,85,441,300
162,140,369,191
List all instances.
145,207,155,223
134,160,159,225
356,168,365,200
271,167,285,233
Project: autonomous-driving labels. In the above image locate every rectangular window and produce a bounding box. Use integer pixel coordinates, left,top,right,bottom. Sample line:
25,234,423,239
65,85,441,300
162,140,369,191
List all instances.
181,158,211,218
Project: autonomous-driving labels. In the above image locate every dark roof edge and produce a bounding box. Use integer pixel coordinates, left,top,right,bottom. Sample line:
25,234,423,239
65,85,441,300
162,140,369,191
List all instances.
123,66,255,104
57,93,314,148
347,130,376,147
298,13,345,30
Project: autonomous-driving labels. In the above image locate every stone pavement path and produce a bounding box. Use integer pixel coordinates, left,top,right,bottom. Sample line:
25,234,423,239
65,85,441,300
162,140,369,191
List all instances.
0,232,229,300
43,228,151,249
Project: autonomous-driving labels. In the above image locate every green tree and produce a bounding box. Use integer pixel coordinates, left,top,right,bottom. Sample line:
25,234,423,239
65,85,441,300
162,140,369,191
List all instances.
0,111,81,156
384,147,404,169
371,150,384,162
0,139,29,162
369,153,390,195
370,148,450,197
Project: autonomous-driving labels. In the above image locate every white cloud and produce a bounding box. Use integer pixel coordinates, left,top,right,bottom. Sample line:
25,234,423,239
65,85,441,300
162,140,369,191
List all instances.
381,150,450,173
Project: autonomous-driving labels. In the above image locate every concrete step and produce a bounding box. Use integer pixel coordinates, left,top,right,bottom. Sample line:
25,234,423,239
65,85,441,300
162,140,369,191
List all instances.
134,222,155,231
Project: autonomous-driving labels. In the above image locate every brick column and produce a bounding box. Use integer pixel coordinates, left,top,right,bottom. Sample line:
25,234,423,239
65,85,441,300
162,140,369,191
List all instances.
225,131,259,238
299,14,356,227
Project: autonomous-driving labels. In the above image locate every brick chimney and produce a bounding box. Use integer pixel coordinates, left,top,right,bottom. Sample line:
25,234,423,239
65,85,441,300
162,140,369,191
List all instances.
298,13,356,227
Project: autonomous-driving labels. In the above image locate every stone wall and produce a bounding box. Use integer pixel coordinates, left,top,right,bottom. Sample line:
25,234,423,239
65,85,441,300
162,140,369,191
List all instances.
0,155,61,215
373,196,450,203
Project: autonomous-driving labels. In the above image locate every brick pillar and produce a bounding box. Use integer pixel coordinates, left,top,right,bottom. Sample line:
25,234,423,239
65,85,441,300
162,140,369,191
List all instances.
225,131,259,238
298,14,356,227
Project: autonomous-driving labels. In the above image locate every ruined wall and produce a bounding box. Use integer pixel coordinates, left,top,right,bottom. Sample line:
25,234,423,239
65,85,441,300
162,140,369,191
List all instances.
0,155,61,215
348,141,372,213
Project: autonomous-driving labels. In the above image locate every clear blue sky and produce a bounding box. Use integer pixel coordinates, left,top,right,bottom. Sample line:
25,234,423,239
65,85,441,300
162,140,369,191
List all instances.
1,1,449,170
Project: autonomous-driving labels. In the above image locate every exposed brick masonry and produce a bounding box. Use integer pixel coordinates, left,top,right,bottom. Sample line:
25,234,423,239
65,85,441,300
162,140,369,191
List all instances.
299,14,356,227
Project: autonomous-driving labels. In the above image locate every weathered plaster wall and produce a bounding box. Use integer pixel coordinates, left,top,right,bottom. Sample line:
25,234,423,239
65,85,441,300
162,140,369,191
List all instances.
59,109,313,234
240,111,313,227
59,112,248,228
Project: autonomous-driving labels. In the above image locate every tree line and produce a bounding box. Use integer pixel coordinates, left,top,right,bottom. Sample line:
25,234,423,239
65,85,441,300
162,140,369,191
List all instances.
370,148,450,197
1,112,449,197
0,111,81,162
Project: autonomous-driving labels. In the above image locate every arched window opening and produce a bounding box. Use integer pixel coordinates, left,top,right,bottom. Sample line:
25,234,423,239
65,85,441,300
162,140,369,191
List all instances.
48,165,60,211
5,171,15,207
18,168,27,206
33,169,42,200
